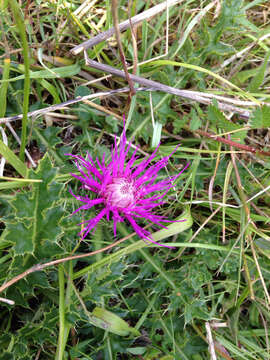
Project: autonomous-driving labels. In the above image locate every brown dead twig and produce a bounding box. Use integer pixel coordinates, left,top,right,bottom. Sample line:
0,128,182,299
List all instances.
196,130,270,157
128,0,138,77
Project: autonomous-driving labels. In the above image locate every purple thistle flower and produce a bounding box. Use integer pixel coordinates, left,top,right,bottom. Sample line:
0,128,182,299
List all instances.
67,122,190,248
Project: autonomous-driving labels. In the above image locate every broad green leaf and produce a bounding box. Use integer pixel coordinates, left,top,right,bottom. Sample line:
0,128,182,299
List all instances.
34,127,63,164
232,68,257,85
127,347,146,355
189,108,201,130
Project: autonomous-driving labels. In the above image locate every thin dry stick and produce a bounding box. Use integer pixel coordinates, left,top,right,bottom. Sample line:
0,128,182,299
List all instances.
0,87,147,124
220,32,270,69
0,296,14,305
229,136,255,300
206,322,217,360
237,156,270,198
258,308,270,354
84,56,251,119
250,240,270,308
0,126,8,176
44,113,78,120
82,65,265,108
1,84,254,125
208,142,221,211
245,184,270,205
71,0,182,55
0,232,134,295
6,122,37,167
192,323,233,360
111,0,135,95
82,100,123,120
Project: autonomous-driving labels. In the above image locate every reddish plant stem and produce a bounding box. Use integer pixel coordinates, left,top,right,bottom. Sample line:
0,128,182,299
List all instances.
111,0,136,96
0,232,134,295
196,129,270,157
128,0,138,76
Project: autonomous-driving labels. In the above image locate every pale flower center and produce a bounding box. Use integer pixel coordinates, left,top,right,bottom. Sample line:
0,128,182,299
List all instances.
104,177,135,208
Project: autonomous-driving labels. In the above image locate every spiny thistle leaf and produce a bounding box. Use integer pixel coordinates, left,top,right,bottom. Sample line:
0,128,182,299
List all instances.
1,153,64,256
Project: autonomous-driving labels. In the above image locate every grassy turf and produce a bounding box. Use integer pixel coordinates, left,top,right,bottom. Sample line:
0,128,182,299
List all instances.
0,0,270,359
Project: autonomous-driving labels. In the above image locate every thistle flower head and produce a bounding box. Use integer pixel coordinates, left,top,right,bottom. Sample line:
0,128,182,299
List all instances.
67,122,189,248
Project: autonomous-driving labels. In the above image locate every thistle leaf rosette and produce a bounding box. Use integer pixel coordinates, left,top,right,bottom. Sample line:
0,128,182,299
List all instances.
67,125,189,248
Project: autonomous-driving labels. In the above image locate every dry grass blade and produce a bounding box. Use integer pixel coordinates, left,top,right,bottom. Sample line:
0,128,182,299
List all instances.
206,322,217,360
71,0,183,54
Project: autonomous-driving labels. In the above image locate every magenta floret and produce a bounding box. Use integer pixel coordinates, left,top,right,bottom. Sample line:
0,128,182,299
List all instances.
67,124,189,248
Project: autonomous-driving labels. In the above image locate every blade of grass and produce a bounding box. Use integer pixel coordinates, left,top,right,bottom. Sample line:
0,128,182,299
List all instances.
222,161,233,243
9,0,30,161
55,265,65,360
0,57,11,175
0,139,27,177
0,63,81,82
0,58,10,117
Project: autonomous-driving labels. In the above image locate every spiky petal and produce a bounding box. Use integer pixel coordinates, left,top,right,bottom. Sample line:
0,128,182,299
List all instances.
67,123,189,248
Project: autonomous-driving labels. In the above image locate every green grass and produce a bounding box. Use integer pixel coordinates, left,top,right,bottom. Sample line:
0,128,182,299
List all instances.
0,0,270,359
